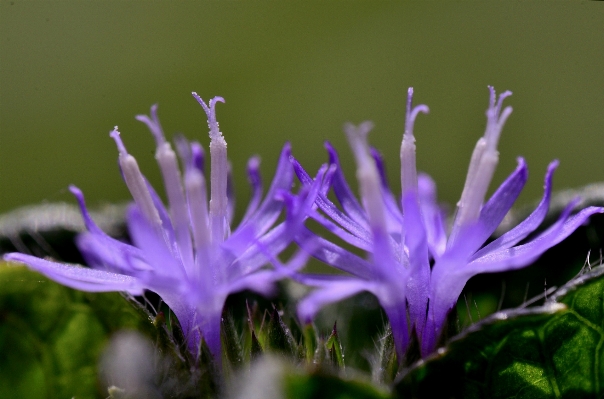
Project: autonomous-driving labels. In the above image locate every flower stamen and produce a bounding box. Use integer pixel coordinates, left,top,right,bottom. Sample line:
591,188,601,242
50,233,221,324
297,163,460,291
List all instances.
109,127,165,242
174,134,211,278
344,121,388,235
450,87,513,244
401,87,429,196
137,106,193,269
192,93,229,245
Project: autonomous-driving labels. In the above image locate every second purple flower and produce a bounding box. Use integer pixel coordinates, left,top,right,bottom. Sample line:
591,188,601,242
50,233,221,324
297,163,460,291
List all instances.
289,87,604,359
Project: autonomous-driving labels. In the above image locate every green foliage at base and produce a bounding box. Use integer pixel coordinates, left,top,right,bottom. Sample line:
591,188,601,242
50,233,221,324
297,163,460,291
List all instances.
0,262,158,399
395,265,604,399
2,188,604,398
284,372,391,399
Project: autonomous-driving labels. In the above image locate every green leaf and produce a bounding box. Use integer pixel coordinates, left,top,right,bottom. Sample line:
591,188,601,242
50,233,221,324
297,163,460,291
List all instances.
0,262,159,399
372,326,397,385
395,265,604,398
264,307,301,359
302,323,318,363
222,310,244,373
244,300,265,361
325,322,345,369
284,371,391,399
471,185,604,313
250,329,263,360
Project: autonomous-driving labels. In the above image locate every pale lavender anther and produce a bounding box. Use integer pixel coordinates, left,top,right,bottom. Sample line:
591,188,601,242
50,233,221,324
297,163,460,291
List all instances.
345,121,387,233
138,106,194,270
192,93,225,140
174,135,205,174
450,88,514,245
109,127,128,155
110,127,165,243
401,87,429,196
174,134,193,168
136,104,166,146
484,87,513,151
193,93,229,245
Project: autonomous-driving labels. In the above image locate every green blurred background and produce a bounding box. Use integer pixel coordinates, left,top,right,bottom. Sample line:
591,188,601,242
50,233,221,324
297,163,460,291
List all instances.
1,2,603,220
1,4,604,395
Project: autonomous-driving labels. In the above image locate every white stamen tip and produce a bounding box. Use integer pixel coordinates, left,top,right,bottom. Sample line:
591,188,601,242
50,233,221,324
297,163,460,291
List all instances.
210,96,225,109
451,87,513,238
498,106,513,127
150,103,159,117
247,156,261,171
488,86,496,109
110,127,128,155
136,104,166,146
192,93,226,140
498,90,513,103
344,121,374,165
68,184,83,198
406,87,414,120
401,88,429,195
345,121,374,138
404,88,429,139
408,105,430,133
344,121,387,234
192,92,230,243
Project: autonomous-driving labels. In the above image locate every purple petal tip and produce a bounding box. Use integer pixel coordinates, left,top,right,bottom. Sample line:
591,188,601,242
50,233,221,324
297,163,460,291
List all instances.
247,156,261,171
68,185,83,198
548,159,560,171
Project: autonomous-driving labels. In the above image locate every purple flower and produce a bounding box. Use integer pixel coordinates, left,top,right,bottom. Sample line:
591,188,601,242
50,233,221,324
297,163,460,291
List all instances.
4,93,295,361
289,87,604,359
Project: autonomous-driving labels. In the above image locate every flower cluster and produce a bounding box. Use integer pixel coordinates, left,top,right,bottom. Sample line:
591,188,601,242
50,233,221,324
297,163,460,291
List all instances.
5,94,296,362
4,87,602,366
288,87,604,357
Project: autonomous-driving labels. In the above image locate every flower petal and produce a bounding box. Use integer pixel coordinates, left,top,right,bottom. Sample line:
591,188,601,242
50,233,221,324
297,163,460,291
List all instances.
240,156,263,225
296,226,374,279
4,253,144,294
221,270,277,297
418,173,447,258
297,280,376,324
291,156,372,243
306,208,372,251
370,147,405,233
234,143,293,237
423,228,483,355
76,232,151,275
402,191,430,336
472,158,528,250
468,204,604,274
228,161,327,271
69,186,149,275
471,160,558,260
324,142,369,227
229,222,289,276
227,161,235,225
126,204,186,279
144,178,180,257
154,290,201,354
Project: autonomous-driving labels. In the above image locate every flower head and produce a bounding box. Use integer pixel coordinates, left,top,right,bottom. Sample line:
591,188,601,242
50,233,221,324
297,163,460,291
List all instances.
4,94,295,362
288,87,604,359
